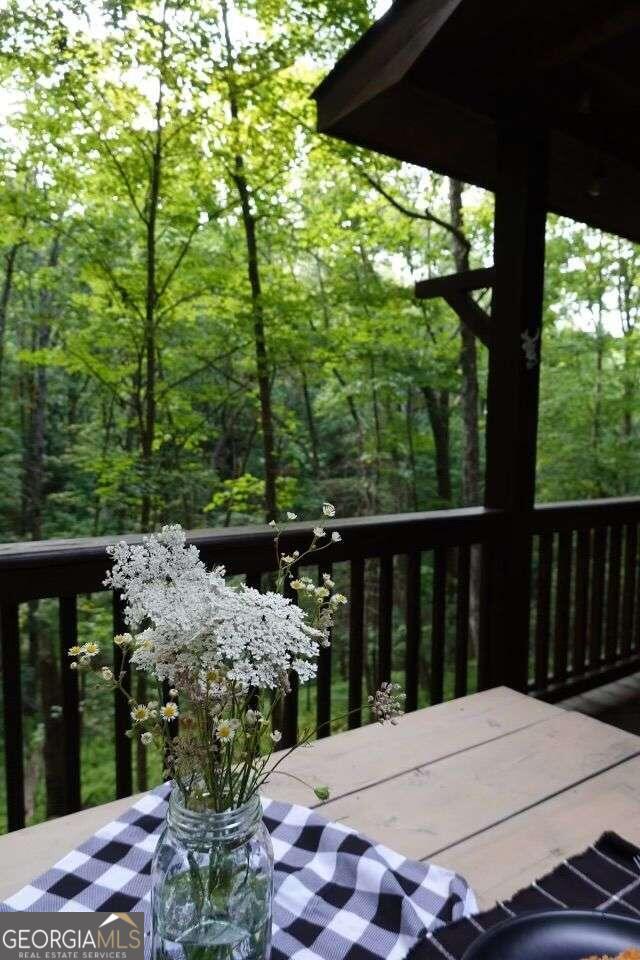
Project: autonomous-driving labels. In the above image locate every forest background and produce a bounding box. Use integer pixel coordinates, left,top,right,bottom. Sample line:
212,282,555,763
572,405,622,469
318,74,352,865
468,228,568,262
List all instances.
1,0,639,830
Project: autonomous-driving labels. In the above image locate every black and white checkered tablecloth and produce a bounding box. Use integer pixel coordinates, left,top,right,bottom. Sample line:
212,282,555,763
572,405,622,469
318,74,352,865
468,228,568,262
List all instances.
408,831,640,960
1,785,477,960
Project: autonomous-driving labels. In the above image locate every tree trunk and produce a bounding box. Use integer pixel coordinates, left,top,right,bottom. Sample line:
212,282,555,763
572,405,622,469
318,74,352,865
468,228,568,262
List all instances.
301,370,320,476
421,387,452,505
405,387,419,511
139,8,167,535
617,249,635,493
449,179,482,658
20,236,64,818
593,323,604,485
370,354,382,511
22,236,59,541
222,0,278,522
136,3,169,792
448,179,481,505
0,242,21,396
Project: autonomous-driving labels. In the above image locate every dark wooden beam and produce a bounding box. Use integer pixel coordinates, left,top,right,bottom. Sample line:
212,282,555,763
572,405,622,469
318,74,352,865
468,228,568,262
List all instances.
416,266,494,347
536,3,640,71
481,107,548,694
443,291,492,349
485,117,547,511
415,266,494,300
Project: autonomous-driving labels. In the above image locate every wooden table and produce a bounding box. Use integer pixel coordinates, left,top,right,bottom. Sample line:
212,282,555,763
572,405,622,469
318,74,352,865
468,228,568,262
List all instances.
2,687,640,907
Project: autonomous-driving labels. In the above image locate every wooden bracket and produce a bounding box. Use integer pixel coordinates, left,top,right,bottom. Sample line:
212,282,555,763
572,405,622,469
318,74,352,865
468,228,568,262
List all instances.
415,266,494,349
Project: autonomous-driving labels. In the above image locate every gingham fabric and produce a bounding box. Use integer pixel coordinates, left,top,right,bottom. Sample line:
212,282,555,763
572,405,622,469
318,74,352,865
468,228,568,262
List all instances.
1,784,477,960
408,831,640,960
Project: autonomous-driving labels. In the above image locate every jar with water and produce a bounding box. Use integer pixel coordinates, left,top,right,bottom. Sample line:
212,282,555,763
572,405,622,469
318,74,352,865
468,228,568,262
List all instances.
152,789,273,960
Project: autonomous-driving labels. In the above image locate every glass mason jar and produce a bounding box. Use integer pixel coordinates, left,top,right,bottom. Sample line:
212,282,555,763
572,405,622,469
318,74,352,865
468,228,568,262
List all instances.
151,788,274,960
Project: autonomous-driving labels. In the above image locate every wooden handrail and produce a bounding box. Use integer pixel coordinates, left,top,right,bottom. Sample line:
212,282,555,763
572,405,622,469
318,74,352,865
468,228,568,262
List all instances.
531,496,640,531
0,507,505,603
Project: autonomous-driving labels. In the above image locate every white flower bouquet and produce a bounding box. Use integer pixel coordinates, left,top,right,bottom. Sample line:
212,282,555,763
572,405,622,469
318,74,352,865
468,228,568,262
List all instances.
69,504,405,813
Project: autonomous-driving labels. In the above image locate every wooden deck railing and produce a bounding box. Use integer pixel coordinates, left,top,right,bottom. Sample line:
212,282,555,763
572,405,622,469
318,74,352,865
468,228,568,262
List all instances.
1,498,639,831
529,498,640,701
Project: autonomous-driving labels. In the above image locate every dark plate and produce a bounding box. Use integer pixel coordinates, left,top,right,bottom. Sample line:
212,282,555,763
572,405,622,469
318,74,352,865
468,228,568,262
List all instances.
463,910,640,960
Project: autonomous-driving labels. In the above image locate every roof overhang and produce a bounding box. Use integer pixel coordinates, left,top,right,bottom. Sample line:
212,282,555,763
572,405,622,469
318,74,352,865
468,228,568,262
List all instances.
313,0,640,244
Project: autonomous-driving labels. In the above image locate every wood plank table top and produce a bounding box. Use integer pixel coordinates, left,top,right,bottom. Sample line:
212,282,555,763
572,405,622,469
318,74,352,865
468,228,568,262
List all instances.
1,686,640,907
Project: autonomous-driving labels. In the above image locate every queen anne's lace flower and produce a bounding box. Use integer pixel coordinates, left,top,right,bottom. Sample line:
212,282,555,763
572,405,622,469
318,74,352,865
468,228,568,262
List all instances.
105,525,323,692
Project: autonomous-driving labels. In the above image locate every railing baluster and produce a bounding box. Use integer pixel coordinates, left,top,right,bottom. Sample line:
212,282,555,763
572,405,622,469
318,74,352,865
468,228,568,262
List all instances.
378,555,393,685
112,591,133,798
59,596,81,814
605,524,622,663
316,564,332,738
430,547,447,705
0,602,25,831
348,557,365,728
477,542,491,691
455,545,470,698
589,526,607,666
553,530,572,682
621,523,637,658
573,528,591,675
534,533,553,690
404,552,421,711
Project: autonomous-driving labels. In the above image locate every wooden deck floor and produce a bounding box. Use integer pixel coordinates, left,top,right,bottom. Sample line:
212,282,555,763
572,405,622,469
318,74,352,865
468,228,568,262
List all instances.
561,671,640,737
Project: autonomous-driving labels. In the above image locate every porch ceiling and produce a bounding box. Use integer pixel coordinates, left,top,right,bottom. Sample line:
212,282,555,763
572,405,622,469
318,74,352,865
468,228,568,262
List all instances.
312,0,640,244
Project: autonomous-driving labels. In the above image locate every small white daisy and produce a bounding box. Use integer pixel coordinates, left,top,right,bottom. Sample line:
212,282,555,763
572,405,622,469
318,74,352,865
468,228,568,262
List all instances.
160,703,179,721
216,719,238,743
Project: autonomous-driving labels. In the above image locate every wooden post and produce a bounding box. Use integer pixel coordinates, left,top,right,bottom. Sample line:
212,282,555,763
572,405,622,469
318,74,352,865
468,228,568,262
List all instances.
481,108,548,692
